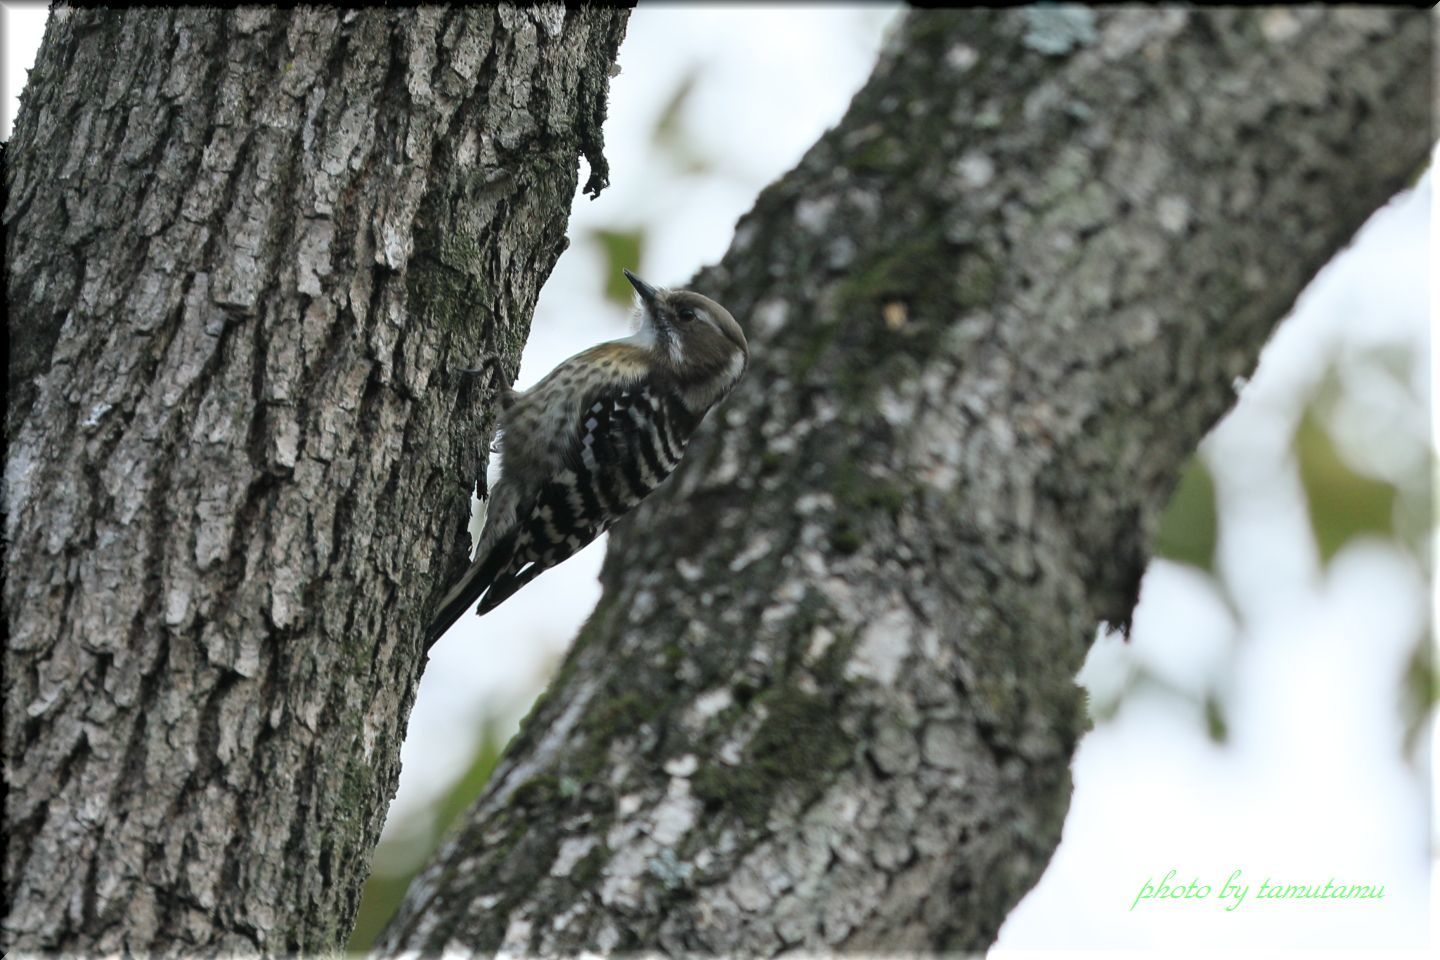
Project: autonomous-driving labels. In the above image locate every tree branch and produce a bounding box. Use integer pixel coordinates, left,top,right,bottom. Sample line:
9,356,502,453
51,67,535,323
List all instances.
378,9,1430,955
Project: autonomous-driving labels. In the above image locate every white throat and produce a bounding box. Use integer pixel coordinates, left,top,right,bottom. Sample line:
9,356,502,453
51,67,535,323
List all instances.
621,308,684,365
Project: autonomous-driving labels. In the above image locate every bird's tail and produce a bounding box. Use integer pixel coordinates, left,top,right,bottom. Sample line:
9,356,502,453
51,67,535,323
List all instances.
474,557,547,616
425,529,520,649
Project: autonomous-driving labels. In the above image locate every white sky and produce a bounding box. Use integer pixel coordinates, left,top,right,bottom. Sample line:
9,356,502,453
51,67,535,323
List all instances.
5,8,1433,956
1,1,46,139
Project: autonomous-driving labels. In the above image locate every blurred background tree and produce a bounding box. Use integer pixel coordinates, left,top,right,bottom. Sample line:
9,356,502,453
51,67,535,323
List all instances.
348,7,1432,953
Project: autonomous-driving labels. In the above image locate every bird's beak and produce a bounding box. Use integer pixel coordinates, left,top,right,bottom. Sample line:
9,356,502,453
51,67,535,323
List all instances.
623,269,659,307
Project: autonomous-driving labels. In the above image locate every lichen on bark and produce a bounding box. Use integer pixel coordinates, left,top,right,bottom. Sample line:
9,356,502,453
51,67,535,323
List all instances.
4,6,627,955
378,9,1430,956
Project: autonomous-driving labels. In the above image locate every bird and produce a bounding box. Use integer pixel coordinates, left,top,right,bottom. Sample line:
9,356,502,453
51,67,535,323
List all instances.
425,269,748,647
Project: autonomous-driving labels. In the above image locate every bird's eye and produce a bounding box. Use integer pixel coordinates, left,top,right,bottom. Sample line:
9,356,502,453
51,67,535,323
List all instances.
677,307,696,323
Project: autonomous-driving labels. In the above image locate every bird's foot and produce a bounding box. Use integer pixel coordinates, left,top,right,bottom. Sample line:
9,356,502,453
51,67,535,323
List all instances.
454,351,517,410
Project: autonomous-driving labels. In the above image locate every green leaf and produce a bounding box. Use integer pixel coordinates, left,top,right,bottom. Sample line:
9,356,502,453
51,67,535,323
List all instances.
1399,633,1435,761
651,67,714,175
1204,691,1229,744
590,227,646,307
1154,458,1219,572
653,68,699,148
1293,410,1398,565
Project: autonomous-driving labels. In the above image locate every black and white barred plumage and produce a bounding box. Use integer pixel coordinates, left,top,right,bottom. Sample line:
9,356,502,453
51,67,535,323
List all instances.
426,271,747,646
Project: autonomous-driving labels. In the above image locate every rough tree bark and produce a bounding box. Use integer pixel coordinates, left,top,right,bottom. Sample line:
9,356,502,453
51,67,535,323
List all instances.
4,6,626,955
378,9,1430,956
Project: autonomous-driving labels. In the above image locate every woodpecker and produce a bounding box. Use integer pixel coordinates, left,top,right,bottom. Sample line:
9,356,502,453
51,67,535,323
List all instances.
426,269,748,646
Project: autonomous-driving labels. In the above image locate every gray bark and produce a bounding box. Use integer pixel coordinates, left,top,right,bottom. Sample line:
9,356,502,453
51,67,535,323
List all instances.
4,6,626,955
378,9,1431,956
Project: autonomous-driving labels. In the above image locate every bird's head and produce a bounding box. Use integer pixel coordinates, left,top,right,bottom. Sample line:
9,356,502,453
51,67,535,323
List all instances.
624,269,748,410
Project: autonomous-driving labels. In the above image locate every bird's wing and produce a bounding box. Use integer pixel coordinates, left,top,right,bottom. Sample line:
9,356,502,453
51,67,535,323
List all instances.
425,376,703,642
558,375,701,520
481,377,702,607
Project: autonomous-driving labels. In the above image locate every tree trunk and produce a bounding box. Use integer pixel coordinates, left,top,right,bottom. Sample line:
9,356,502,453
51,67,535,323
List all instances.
4,6,626,954
377,9,1430,955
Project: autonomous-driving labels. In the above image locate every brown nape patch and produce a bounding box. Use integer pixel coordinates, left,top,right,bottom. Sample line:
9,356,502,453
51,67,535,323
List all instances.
584,342,651,372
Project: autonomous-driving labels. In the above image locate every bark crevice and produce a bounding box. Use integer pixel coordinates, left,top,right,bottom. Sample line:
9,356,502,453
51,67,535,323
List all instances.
378,9,1430,956
5,7,629,954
